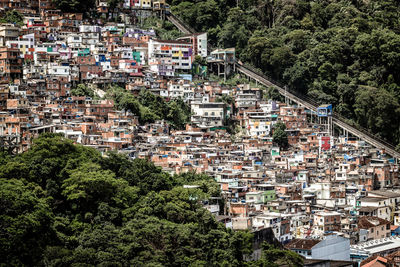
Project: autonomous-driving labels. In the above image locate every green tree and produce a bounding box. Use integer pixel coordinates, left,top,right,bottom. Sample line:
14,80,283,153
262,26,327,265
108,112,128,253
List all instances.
1,135,298,265
193,55,207,66
62,162,138,217
0,179,53,266
142,15,184,40
167,98,191,129
169,0,400,146
216,94,234,105
354,86,400,142
0,10,24,26
247,243,303,267
52,0,95,13
264,86,284,102
273,121,288,148
107,86,190,129
101,153,175,195
70,84,95,97
0,133,102,213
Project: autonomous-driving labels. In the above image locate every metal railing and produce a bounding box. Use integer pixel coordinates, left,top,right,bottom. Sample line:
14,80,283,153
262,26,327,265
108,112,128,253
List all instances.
166,13,195,34
167,11,400,157
236,63,400,157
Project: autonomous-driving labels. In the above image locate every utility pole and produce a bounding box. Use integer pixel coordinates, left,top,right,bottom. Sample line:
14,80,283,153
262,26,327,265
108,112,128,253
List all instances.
284,85,288,104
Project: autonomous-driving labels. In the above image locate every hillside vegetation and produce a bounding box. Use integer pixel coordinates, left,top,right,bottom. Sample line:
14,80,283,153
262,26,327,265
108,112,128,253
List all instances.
0,134,248,265
0,134,303,266
106,86,191,129
170,0,400,149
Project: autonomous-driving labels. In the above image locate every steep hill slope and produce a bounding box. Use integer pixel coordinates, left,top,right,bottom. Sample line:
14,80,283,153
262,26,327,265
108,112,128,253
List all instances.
170,0,400,149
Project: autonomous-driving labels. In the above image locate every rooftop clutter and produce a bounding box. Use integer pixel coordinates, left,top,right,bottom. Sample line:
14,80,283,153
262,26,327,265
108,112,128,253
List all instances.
1,2,400,265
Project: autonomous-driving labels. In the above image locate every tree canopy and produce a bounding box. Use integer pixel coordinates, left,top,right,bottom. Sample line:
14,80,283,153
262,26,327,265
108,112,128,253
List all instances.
248,243,303,267
107,85,191,129
273,121,288,149
0,134,262,265
70,84,95,98
0,134,301,265
0,10,24,26
52,0,96,13
169,0,400,149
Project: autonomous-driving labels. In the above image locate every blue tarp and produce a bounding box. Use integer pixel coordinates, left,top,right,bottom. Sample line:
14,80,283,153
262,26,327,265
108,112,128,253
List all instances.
344,154,354,161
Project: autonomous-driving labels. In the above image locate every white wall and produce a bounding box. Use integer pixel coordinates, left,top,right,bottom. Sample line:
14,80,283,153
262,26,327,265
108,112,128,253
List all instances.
312,235,350,261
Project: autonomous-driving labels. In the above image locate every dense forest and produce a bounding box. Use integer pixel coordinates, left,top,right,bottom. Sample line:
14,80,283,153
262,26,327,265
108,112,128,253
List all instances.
0,134,302,266
169,0,400,150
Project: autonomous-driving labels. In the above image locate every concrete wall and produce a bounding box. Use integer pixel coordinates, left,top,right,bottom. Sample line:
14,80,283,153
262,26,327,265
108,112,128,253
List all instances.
312,235,350,261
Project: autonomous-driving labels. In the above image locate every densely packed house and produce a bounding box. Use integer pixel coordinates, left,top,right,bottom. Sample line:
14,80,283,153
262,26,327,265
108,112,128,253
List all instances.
1,1,400,265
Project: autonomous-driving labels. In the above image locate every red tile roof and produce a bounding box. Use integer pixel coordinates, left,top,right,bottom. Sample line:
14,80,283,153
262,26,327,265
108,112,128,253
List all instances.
358,216,391,229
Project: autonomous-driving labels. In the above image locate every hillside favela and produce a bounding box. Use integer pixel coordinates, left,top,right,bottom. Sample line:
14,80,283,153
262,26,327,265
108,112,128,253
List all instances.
2,1,400,266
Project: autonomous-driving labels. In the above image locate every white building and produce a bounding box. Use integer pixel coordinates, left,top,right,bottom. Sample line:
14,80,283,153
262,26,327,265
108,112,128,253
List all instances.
191,96,225,129
357,197,391,221
6,33,35,56
235,93,258,109
47,64,71,76
177,32,208,58
167,79,193,100
351,236,400,261
303,183,331,200
244,111,277,138
335,163,352,181
312,235,350,261
251,212,292,243
287,235,350,261
66,34,83,48
148,39,193,76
